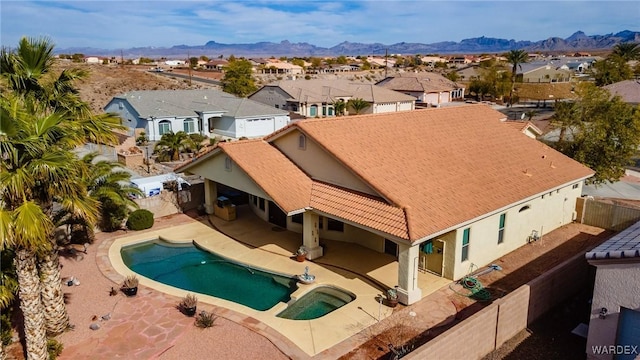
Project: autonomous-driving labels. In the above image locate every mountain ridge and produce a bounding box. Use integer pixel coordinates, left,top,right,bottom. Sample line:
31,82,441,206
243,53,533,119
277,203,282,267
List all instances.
58,30,640,58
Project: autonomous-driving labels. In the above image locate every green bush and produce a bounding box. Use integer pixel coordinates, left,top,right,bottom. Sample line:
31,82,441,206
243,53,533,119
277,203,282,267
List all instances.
126,209,154,230
47,338,63,360
1,312,13,346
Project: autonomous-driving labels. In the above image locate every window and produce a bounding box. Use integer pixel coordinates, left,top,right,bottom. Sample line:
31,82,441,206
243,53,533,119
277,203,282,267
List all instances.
310,105,318,117
327,218,344,232
291,213,303,224
461,228,470,261
519,205,531,212
252,195,258,206
258,198,265,211
298,134,306,150
224,156,232,171
498,214,506,244
159,120,171,135
183,118,196,133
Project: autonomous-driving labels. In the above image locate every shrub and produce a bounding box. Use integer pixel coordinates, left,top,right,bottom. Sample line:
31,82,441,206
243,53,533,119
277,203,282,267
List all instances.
47,338,63,360
126,209,154,230
1,312,13,346
195,310,217,328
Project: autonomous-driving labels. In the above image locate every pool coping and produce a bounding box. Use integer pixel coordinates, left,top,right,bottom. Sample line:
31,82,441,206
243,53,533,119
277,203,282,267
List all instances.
97,221,395,357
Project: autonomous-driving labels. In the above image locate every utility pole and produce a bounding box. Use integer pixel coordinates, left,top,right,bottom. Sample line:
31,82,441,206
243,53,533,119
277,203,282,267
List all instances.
384,48,388,78
187,51,193,86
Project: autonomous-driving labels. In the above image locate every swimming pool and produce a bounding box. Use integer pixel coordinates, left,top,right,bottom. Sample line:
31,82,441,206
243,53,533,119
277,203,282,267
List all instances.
121,239,298,311
277,286,356,320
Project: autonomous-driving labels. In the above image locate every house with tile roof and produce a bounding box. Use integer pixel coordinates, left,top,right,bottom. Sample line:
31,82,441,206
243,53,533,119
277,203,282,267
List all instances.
376,72,465,107
585,220,640,360
248,79,415,118
104,89,290,141
177,104,594,305
604,79,640,105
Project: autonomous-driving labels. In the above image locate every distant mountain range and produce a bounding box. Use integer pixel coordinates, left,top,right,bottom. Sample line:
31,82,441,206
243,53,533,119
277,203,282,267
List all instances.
59,30,640,58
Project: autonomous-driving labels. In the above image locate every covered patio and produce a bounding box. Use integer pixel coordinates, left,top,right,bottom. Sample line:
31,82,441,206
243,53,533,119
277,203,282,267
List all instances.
208,204,449,297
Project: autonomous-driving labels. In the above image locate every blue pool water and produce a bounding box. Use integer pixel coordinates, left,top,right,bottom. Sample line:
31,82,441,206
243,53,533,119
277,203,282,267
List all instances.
277,286,356,320
121,239,298,311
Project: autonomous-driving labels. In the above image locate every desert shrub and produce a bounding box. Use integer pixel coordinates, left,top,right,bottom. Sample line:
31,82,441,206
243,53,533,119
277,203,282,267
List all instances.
47,338,63,360
195,310,217,328
1,312,13,346
126,209,154,230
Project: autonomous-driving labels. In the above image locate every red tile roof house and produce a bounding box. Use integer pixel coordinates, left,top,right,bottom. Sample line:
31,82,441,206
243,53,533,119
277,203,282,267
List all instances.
177,104,593,305
376,72,466,107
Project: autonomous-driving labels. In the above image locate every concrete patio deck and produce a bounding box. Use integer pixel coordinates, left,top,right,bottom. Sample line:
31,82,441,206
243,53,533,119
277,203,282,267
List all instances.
80,205,451,358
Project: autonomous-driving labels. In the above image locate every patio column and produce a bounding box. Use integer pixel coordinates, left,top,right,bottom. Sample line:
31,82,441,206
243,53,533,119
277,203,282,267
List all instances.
203,179,217,214
397,242,422,305
302,211,323,260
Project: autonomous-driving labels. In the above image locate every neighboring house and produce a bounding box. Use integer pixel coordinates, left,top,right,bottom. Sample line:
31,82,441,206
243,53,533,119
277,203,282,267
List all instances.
104,89,290,141
456,65,482,81
177,104,593,305
604,80,640,105
204,59,228,71
248,79,415,117
585,221,640,360
258,61,304,75
376,72,466,107
164,60,186,67
84,56,101,64
519,64,572,83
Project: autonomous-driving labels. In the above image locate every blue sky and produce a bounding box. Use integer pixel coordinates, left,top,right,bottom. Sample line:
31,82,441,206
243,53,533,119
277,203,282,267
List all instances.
1,1,638,50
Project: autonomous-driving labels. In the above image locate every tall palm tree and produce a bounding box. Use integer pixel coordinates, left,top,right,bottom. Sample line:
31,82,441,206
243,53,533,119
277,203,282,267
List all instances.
346,98,370,115
154,131,193,161
505,49,529,106
612,42,640,61
0,39,124,352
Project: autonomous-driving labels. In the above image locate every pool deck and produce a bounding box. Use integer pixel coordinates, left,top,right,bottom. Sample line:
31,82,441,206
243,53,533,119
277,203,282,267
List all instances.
98,208,452,358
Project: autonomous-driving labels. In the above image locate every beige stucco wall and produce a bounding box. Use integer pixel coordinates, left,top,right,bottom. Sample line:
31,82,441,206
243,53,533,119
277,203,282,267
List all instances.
450,182,582,280
273,130,379,196
187,154,270,201
586,262,640,360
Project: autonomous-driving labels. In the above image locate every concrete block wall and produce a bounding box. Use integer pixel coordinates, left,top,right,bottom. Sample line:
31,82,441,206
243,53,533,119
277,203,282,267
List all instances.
495,285,530,348
406,303,499,359
406,247,591,360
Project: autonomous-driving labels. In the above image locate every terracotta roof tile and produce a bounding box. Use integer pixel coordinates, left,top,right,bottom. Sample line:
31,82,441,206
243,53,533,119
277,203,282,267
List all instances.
219,140,312,213
295,104,594,240
310,182,409,239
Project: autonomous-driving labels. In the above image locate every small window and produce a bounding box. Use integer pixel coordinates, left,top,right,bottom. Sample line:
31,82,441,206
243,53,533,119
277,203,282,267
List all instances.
461,228,470,261
159,120,171,136
298,134,306,150
183,118,196,133
498,214,506,244
258,198,265,211
519,205,531,212
224,156,232,171
252,195,258,206
327,218,344,232
572,183,579,189
291,213,303,224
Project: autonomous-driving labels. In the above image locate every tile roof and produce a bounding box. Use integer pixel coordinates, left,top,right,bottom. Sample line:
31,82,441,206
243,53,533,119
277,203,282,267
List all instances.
604,79,640,104
218,140,312,213
112,89,289,119
269,79,415,104
586,220,640,260
292,104,594,240
376,73,461,93
182,104,593,241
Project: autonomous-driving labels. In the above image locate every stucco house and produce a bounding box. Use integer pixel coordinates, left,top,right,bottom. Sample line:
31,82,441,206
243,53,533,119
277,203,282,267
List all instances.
104,89,290,141
519,63,573,83
585,221,640,360
376,73,465,107
248,79,415,117
177,104,593,305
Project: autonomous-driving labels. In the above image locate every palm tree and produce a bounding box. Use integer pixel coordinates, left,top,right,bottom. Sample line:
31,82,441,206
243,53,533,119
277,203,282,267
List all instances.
346,98,370,115
505,49,529,106
332,100,346,116
154,131,193,161
2,37,124,354
612,42,640,61
81,153,142,232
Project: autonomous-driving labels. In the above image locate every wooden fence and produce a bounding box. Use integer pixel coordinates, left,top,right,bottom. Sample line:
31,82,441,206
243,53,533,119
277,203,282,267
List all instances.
577,197,640,231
